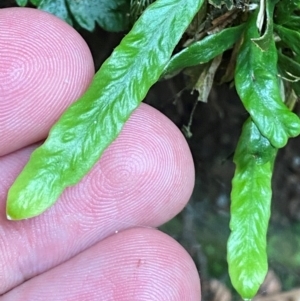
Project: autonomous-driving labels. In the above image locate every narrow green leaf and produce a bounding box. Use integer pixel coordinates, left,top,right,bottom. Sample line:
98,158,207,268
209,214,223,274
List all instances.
281,15,300,31
278,51,300,78
252,0,278,51
7,0,204,220
16,0,28,6
162,24,245,78
67,0,130,32
38,0,73,26
275,25,300,55
292,82,300,97
228,118,277,300
235,13,300,148
274,0,300,28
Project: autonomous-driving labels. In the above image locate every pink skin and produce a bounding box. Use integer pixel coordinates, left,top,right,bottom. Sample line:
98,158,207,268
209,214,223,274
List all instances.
0,8,200,301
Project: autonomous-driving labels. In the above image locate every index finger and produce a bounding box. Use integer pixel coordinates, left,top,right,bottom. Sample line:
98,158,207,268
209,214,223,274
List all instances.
0,7,94,156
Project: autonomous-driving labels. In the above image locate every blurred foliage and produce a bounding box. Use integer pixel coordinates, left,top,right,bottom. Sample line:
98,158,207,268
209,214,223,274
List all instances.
15,0,130,32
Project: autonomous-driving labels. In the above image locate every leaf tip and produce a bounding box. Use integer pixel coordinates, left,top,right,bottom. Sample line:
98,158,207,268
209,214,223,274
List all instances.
6,213,13,221
6,188,32,221
6,206,21,221
6,203,22,221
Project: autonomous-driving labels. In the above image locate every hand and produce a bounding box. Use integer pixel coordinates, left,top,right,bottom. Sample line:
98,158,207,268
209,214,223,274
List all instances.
0,7,200,300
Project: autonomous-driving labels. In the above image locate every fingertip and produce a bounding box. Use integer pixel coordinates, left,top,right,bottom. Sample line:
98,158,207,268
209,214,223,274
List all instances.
2,228,201,301
0,7,94,155
106,103,195,223
0,104,196,294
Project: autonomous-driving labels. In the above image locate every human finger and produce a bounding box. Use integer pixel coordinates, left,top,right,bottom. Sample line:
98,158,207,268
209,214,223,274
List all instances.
1,228,201,301
0,7,94,156
0,104,195,294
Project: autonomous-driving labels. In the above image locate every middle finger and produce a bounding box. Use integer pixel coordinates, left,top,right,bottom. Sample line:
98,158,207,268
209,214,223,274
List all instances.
0,103,195,294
